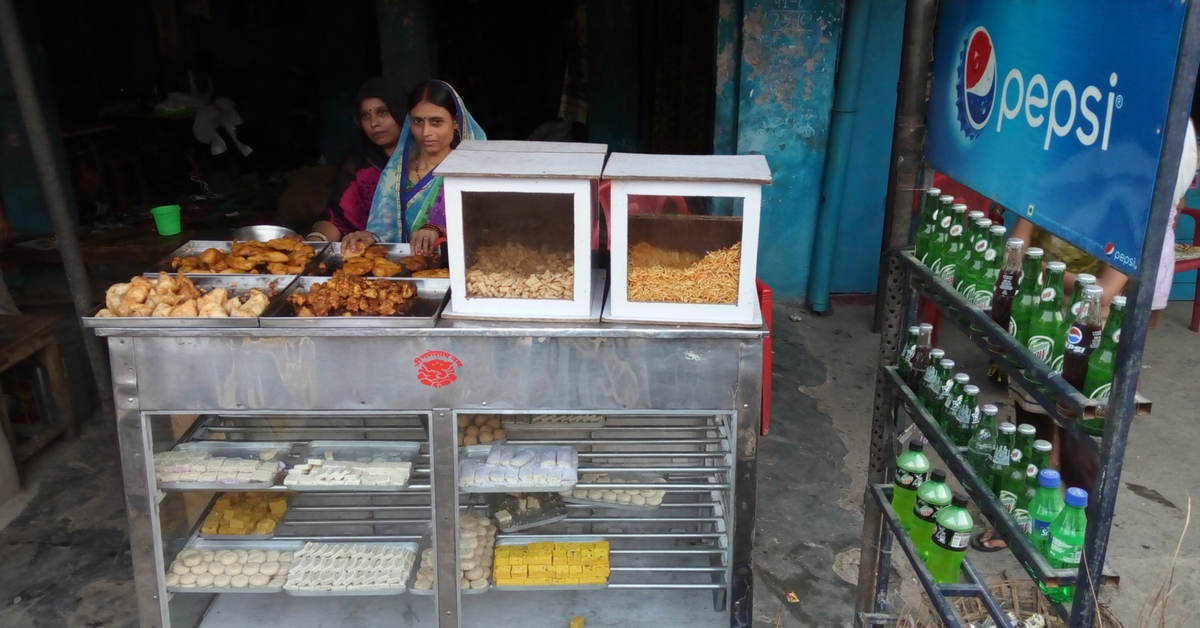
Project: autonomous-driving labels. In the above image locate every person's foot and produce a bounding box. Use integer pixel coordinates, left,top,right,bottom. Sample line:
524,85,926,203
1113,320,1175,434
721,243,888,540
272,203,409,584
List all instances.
970,529,1007,552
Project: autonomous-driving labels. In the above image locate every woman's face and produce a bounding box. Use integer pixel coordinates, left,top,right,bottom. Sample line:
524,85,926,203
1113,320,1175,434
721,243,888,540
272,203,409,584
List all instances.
409,100,458,157
359,98,401,150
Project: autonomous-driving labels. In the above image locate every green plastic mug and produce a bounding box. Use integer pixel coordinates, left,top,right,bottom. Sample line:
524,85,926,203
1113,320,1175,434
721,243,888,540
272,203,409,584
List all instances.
150,204,182,236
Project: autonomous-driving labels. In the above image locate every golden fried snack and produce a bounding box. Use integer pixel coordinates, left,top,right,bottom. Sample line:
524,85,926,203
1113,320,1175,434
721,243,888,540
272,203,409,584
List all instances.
364,245,388,259
224,255,255,272
105,282,131,311
371,258,403,278
412,268,449,278
287,271,419,317
230,242,272,257
341,257,375,276
267,238,304,252
199,303,228,317
198,248,224,268
169,300,198,317
245,252,289,265
397,255,428,272
98,273,276,319
198,288,227,308
266,262,290,275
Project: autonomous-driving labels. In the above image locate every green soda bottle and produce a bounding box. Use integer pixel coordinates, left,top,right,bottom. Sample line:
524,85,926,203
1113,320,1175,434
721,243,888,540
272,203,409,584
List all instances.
988,422,1017,495
966,403,999,484
897,325,920,383
955,210,985,295
892,442,931,531
999,424,1036,514
931,362,958,429
963,218,994,304
1009,247,1044,345
1041,488,1089,603
971,225,1008,309
925,493,974,584
912,469,953,561
1027,261,1066,370
914,187,942,266
939,203,968,284
918,350,946,407
951,384,981,447
1065,273,1097,329
938,373,970,433
1027,469,1064,554
1014,439,1052,534
929,194,955,277
1081,296,1126,433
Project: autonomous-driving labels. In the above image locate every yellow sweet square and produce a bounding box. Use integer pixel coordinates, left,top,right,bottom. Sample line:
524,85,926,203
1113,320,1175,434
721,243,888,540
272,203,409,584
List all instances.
495,555,510,566
511,565,528,577
201,522,219,535
493,566,511,579
561,576,581,585
568,564,583,575
509,556,525,566
527,576,553,585
269,499,288,515
214,497,232,511
509,577,526,586
529,564,550,575
554,564,570,577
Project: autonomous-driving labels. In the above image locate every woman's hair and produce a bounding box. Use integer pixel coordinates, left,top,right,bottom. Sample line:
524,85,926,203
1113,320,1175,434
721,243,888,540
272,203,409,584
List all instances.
407,80,459,119
356,77,407,119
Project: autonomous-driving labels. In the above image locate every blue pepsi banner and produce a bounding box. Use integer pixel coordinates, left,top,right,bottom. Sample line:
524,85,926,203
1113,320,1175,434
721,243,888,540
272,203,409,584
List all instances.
925,0,1188,274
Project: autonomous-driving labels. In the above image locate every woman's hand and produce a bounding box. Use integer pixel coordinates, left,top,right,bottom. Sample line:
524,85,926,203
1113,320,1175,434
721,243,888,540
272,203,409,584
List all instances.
342,231,377,257
411,227,439,256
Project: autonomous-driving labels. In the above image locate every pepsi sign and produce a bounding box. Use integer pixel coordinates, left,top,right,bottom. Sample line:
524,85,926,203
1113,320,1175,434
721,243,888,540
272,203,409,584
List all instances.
926,0,1190,275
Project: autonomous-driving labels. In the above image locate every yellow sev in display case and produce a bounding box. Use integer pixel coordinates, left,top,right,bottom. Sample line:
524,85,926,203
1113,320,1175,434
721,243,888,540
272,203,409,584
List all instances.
200,492,290,536
493,540,610,587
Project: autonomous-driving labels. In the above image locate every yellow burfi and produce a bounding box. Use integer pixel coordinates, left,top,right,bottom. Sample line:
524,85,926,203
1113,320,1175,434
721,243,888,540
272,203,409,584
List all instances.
553,549,568,563
529,542,555,552
201,521,219,535
526,576,553,586
570,616,585,628
580,576,607,585
269,499,288,515
527,564,550,575
510,564,528,577
509,555,526,566
255,519,276,534
568,564,583,575
493,565,511,579
214,497,232,511
554,564,570,577
561,577,581,585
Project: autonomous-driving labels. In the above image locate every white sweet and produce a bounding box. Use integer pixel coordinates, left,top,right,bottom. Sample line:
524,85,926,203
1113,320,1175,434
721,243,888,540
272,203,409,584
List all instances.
179,573,197,586
165,573,180,587
171,562,190,576
246,550,266,564
259,562,279,576
249,574,270,587
213,574,231,588
242,563,260,576
231,574,250,588
208,562,225,576
182,554,203,567
196,573,214,587
631,495,647,506
225,563,243,575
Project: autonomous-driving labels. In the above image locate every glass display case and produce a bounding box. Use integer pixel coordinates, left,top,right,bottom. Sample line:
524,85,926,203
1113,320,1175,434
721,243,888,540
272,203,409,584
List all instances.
603,153,772,325
439,149,606,320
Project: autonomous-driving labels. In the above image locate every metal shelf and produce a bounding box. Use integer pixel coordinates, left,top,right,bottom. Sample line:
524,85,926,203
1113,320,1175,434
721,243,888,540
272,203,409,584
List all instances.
882,366,1117,588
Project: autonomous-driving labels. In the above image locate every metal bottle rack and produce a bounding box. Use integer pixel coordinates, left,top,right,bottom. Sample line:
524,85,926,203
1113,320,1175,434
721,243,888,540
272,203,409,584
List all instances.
854,2,1200,627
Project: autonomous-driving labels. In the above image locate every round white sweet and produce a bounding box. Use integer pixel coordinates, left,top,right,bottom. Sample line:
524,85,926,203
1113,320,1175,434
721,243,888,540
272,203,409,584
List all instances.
464,567,484,580
573,489,588,498
217,551,238,565
587,490,603,500
601,491,618,502
190,564,207,575
278,552,294,563
196,573,214,587
200,550,215,562
182,554,203,567
647,494,663,506
234,549,248,563
631,495,647,506
249,574,270,587
246,550,266,564
460,559,477,571
225,563,243,575
259,562,279,576
213,574,231,588
616,493,632,504
470,578,488,589
231,574,249,588
242,563,260,576
165,573,181,587
179,573,197,585
171,562,190,576
265,550,280,562
267,576,286,588
459,577,470,589
207,562,225,576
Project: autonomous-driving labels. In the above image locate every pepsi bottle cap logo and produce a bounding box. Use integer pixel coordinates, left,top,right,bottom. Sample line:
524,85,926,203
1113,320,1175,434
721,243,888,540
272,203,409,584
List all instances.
1104,242,1116,256
957,27,996,139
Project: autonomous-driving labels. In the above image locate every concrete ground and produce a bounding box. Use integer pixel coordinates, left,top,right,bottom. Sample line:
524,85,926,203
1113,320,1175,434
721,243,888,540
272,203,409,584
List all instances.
1,301,1197,627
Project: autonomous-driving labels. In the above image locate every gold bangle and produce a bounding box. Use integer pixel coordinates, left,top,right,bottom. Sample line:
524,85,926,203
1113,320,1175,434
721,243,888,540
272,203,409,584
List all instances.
306,232,329,242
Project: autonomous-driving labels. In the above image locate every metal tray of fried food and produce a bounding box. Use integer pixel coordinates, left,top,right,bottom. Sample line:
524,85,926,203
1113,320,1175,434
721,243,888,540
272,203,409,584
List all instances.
154,239,327,275
82,275,297,328
307,243,444,277
258,276,449,328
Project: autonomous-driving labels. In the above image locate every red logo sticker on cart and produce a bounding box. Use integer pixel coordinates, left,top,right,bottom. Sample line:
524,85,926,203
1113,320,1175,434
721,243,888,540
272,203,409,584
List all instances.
414,350,463,388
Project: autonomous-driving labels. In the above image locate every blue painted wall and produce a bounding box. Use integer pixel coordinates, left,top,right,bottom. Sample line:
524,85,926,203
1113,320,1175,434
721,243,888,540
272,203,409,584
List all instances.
830,0,905,293
1171,187,1200,300
734,0,843,298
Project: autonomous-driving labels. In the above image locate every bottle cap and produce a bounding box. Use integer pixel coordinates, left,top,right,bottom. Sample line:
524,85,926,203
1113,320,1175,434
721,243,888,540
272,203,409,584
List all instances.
939,359,955,369
1047,261,1067,272
952,203,967,212
976,218,994,228
908,325,920,333
931,348,946,359
981,403,998,415
990,225,1008,235
1033,439,1052,452
1065,487,1089,508
999,422,1017,434
930,469,947,483
908,441,925,452
940,195,955,203
963,385,980,395
1018,424,1037,436
951,493,969,507
1005,238,1025,248
1077,273,1097,284
953,373,970,384
1112,295,1126,307
1038,469,1061,488
1026,247,1044,259
927,187,942,196
968,210,984,219
919,323,934,332
1084,285,1104,297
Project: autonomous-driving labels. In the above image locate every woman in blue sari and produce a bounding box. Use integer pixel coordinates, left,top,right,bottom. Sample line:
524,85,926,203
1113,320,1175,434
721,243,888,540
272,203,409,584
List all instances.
343,80,485,255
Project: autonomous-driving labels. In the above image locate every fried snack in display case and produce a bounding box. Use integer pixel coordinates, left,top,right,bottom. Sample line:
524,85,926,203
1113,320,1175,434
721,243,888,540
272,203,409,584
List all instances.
440,149,605,319
604,153,772,325
164,239,321,275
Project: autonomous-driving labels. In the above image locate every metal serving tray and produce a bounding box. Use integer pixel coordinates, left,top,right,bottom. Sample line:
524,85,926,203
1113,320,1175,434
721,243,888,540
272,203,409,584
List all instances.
258,277,449,328
166,538,304,594
282,440,421,492
153,240,328,275
82,275,296,328
157,441,293,491
283,541,418,596
308,242,426,276
563,472,667,512
487,492,569,533
492,535,609,591
459,445,578,494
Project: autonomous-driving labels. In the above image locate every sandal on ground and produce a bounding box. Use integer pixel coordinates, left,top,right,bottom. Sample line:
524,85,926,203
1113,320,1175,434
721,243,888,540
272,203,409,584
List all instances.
970,529,1007,552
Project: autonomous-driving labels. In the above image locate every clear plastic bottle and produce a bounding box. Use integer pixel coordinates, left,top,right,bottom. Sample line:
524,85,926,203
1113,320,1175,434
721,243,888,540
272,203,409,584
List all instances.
1026,469,1064,554
1041,488,1089,603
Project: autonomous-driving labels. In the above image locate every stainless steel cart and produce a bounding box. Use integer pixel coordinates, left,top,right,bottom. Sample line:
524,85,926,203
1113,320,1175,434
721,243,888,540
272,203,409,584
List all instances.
96,319,763,627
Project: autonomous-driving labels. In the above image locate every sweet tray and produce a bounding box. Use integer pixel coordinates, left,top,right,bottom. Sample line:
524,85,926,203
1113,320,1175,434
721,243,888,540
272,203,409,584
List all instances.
283,541,418,596
492,535,609,591
82,275,295,328
197,491,293,540
562,472,669,512
486,492,569,533
458,444,578,494
155,441,293,490
165,538,304,594
257,277,449,328
281,440,421,491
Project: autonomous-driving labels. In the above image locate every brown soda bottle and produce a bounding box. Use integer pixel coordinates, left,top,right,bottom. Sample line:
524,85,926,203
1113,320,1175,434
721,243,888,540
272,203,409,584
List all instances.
1060,285,1104,393
987,238,1024,352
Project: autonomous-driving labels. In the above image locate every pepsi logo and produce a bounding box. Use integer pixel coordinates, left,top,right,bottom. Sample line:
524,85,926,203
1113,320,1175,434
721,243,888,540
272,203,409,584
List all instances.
957,27,997,140
1067,326,1084,345
1104,242,1115,256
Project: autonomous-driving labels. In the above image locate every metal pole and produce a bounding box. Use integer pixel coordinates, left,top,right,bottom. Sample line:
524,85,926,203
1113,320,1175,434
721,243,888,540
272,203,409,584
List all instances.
0,0,115,422
871,0,936,333
1070,2,1200,626
854,0,936,623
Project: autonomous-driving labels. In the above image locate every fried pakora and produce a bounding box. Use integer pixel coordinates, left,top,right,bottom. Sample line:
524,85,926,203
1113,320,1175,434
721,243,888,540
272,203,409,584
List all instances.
341,257,376,276
370,258,403,278
170,239,315,274
364,245,389,259
412,268,450,278
96,273,273,318
397,255,428,272
288,271,419,317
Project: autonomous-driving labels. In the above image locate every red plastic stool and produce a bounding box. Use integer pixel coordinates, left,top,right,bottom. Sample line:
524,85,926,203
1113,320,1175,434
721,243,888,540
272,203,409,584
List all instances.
757,279,773,435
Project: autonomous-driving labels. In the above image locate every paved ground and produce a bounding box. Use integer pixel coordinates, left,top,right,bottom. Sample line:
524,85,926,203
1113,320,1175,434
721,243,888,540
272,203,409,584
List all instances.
1,301,1197,627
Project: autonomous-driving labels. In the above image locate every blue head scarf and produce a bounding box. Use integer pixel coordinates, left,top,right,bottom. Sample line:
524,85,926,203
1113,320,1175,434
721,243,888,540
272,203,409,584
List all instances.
365,80,485,243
